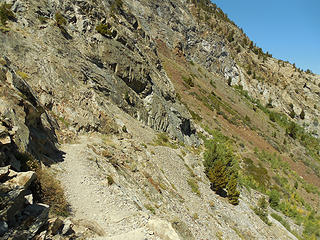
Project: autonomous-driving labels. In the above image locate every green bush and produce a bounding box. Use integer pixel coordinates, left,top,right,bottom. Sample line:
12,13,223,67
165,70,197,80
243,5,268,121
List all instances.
286,122,298,139
187,178,201,197
254,206,271,226
289,109,295,119
0,3,15,26
55,12,67,28
269,112,276,122
243,157,269,190
300,110,305,120
182,75,194,87
96,23,117,38
303,212,320,239
268,189,280,208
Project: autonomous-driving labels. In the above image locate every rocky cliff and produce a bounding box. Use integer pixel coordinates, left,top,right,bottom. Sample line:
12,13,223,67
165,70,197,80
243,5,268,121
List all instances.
0,0,319,239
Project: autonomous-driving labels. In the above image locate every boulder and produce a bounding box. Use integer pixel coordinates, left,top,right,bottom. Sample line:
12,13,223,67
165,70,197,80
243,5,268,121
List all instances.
4,203,49,240
0,186,29,225
48,217,64,235
147,218,181,240
5,171,36,189
24,194,33,205
0,135,11,145
0,165,10,180
62,218,74,236
0,221,8,237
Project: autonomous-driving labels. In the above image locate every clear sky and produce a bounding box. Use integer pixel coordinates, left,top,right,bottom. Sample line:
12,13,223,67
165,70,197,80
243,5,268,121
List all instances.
212,0,320,74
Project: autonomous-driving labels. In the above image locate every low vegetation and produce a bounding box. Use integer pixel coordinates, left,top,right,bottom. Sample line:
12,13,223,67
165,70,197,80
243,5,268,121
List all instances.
54,12,67,28
153,132,178,149
0,3,15,26
253,197,271,226
16,152,70,216
96,23,117,38
187,178,201,197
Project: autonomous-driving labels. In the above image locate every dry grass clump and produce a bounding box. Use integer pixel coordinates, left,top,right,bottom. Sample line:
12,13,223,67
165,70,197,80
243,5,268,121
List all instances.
16,152,70,216
36,167,70,216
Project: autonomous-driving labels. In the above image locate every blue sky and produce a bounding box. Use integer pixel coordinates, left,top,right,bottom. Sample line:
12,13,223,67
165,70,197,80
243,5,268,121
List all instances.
212,0,320,74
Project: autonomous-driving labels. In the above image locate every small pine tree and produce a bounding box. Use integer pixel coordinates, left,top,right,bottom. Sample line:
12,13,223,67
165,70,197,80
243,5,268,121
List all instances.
289,109,295,119
0,3,15,25
286,122,298,139
249,41,253,49
258,197,268,210
55,12,67,28
268,189,280,208
208,161,228,191
300,109,305,120
227,173,240,205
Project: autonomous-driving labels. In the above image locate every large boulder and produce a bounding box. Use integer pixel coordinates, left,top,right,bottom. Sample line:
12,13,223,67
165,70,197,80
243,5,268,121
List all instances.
147,218,181,240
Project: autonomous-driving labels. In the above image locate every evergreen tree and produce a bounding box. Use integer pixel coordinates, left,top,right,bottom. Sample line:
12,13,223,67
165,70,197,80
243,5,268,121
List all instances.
227,173,240,205
208,160,228,191
204,140,239,204
300,109,305,120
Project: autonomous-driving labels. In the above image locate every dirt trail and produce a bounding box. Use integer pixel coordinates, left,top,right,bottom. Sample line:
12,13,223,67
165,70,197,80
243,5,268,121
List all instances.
54,134,152,239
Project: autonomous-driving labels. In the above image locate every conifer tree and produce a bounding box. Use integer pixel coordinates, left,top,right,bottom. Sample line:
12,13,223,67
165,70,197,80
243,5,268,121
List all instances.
300,109,305,120
204,140,240,204
208,160,228,191
227,173,240,205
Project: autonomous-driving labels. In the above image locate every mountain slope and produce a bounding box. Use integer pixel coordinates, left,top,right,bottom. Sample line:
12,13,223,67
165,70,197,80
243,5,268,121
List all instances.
0,0,319,239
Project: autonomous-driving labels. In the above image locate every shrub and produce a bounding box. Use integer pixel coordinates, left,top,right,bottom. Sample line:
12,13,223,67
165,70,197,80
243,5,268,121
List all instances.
258,197,268,210
16,152,69,216
55,12,67,28
187,178,201,197
0,3,15,25
144,204,156,214
300,109,305,120
286,122,298,139
227,30,234,42
268,189,280,209
254,206,271,226
269,112,276,122
96,23,114,37
154,133,178,149
36,168,70,216
182,75,194,87
289,109,295,119
107,175,114,185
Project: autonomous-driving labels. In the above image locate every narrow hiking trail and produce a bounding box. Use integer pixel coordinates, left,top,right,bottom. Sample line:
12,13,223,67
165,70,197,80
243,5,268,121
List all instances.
53,134,154,239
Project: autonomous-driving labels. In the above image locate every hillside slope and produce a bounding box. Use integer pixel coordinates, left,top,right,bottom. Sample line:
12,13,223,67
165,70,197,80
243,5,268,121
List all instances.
0,0,319,239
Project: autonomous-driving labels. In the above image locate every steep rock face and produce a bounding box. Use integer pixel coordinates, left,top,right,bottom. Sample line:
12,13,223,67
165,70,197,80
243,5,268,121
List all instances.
0,0,198,145
123,0,319,136
0,0,318,239
0,59,59,167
